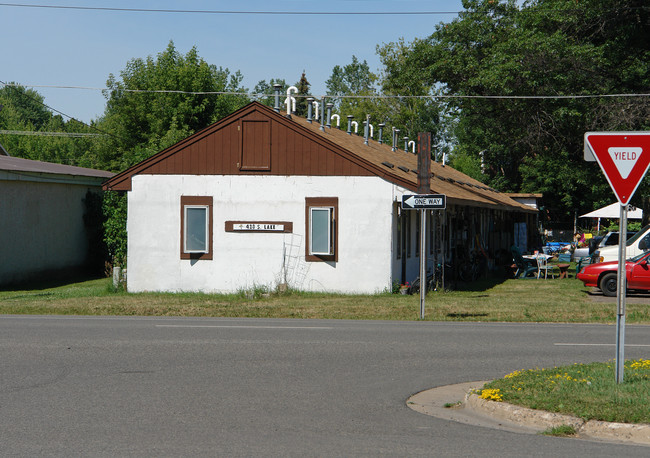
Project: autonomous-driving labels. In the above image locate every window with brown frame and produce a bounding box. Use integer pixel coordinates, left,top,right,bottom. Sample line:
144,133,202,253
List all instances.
180,196,213,260
305,197,338,262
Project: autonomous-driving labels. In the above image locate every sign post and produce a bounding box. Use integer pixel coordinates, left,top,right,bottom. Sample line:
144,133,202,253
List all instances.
584,132,650,383
417,133,431,320
402,193,446,319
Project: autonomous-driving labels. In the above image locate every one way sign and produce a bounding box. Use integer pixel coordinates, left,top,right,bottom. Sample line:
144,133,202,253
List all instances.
401,194,446,210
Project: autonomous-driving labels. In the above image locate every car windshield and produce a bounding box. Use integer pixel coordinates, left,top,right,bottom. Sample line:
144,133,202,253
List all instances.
625,225,650,246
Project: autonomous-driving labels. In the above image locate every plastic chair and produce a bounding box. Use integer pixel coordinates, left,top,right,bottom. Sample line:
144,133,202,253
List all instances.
510,245,537,279
536,256,555,279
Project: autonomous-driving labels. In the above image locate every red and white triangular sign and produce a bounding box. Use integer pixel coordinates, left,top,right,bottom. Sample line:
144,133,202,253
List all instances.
584,132,650,205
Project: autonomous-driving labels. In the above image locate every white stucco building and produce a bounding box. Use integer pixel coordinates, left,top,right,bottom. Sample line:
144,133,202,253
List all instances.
105,102,534,294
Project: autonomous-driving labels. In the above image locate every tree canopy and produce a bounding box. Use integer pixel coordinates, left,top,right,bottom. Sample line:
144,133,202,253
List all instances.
97,41,249,171
390,0,650,223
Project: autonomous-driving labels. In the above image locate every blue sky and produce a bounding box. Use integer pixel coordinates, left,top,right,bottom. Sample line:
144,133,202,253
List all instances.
1,1,464,123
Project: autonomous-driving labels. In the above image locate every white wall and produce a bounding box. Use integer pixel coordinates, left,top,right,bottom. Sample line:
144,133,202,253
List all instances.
0,180,92,285
127,175,398,294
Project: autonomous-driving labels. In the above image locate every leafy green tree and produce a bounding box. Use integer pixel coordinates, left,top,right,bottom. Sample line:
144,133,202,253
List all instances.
97,41,250,171
293,72,311,117
0,84,97,166
253,78,287,108
393,0,650,224
377,41,443,148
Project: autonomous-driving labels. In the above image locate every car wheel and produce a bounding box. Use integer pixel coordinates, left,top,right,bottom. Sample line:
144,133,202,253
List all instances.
599,273,618,297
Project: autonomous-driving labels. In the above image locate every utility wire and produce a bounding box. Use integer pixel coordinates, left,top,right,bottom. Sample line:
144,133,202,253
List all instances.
0,129,106,137
0,3,462,15
0,80,121,140
0,3,646,15
4,83,650,100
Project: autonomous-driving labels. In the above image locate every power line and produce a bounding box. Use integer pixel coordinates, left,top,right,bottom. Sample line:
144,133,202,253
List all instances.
0,3,462,15
0,129,106,137
0,2,646,15
0,80,120,140
4,83,650,100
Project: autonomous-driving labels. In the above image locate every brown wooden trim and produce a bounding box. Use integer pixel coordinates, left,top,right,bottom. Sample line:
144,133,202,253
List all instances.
305,197,338,262
180,196,213,260
225,221,293,233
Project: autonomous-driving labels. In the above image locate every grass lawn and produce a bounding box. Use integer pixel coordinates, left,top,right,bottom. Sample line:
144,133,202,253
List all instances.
479,359,650,424
1,273,649,323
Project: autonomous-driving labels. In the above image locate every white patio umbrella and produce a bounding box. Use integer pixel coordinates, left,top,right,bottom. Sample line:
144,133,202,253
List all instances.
580,202,643,231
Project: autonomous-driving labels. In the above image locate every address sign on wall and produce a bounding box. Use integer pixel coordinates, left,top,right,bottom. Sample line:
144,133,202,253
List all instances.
225,221,293,233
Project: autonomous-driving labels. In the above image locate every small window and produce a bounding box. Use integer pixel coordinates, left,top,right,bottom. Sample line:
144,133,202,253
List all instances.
306,197,338,262
181,196,213,260
184,206,209,253
310,207,333,255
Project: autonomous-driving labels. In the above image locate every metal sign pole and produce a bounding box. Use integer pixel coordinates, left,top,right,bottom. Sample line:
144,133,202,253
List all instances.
615,204,628,383
417,132,431,320
420,209,427,319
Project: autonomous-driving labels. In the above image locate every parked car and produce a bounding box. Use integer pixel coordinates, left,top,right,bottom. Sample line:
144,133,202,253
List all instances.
577,251,650,297
594,225,650,263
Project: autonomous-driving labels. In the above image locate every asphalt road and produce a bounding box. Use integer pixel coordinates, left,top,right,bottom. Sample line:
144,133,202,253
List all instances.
1,315,649,457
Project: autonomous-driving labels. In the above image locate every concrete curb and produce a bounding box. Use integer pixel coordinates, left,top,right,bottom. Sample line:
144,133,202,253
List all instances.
408,381,650,446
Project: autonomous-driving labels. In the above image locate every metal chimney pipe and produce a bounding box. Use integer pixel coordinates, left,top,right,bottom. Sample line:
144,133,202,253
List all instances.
273,84,282,112
306,97,314,123
326,103,333,129
378,123,385,144
363,120,369,145
392,128,400,152
347,115,353,135
320,97,326,131
403,136,409,152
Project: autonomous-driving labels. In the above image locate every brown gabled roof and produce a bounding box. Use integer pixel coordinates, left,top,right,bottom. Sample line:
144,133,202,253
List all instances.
103,101,532,212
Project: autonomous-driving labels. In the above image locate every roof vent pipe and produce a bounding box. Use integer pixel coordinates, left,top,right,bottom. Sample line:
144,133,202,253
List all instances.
320,97,326,131
347,115,353,135
363,118,369,145
326,103,333,128
273,84,282,112
369,123,374,139
351,121,358,134
286,86,298,115
408,140,416,154
306,97,314,123
392,128,400,151
378,123,385,144
403,137,409,152
314,101,320,121
331,114,340,128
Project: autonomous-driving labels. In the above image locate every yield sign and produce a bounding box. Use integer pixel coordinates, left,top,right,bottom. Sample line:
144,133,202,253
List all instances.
584,132,650,205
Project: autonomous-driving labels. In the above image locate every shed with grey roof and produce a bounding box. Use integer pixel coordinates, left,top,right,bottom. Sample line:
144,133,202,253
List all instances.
0,155,114,286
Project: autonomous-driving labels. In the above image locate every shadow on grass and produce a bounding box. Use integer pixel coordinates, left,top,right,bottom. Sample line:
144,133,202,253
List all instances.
451,274,509,292
446,312,489,318
0,269,105,293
